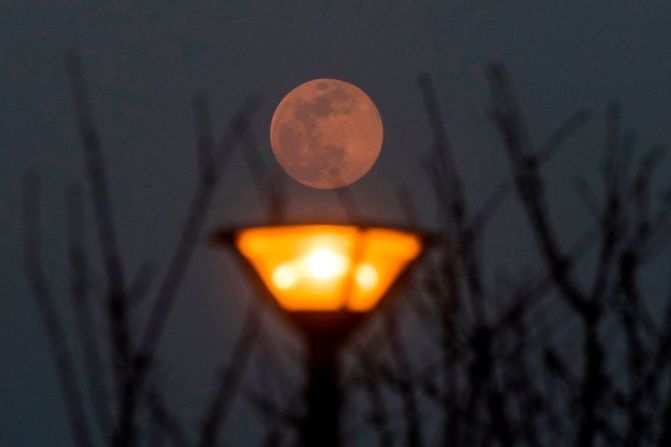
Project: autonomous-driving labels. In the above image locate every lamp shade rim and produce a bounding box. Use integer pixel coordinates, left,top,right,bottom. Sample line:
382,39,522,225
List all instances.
209,222,440,248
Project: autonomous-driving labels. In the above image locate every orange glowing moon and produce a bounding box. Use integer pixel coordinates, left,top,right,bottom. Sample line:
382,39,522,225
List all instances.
270,79,383,189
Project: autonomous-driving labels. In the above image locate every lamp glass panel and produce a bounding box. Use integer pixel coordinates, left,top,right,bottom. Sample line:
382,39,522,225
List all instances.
235,225,422,312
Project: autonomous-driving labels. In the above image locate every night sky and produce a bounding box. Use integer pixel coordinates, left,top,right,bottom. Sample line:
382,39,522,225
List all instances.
2,1,671,445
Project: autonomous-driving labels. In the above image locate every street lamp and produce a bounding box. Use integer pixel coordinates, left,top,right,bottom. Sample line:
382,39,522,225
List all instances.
211,224,429,446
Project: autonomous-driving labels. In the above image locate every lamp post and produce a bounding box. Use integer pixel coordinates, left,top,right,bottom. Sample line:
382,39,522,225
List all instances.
211,224,428,446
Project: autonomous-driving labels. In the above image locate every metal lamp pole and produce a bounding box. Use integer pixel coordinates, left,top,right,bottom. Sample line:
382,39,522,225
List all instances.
304,332,341,447
290,311,364,447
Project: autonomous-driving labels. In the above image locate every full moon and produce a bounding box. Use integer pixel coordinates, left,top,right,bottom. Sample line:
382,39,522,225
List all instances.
270,79,383,189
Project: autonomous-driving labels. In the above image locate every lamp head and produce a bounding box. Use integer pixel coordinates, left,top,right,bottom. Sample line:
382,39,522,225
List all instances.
212,224,429,338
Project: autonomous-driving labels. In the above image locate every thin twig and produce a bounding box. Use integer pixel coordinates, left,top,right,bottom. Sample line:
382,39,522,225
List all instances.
23,172,94,447
198,302,263,447
67,183,113,438
147,387,190,447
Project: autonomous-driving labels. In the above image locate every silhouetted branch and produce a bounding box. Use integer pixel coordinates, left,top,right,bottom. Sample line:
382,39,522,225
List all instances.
64,50,137,446
22,172,94,447
237,117,287,221
198,302,262,447
146,387,189,447
394,185,422,227
487,63,587,314
128,261,157,308
537,109,592,164
420,73,491,332
139,95,258,362
418,72,466,229
574,177,601,222
246,387,302,446
66,184,112,438
354,348,394,447
487,63,620,447
192,92,217,184
381,309,425,447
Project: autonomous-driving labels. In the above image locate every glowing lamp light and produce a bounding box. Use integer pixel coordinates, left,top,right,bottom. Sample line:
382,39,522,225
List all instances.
233,225,423,312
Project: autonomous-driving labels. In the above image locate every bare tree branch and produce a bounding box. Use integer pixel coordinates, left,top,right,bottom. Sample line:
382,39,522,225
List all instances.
67,183,113,438
22,172,94,447
139,95,258,361
537,109,592,164
198,302,262,447
64,50,132,385
146,387,190,447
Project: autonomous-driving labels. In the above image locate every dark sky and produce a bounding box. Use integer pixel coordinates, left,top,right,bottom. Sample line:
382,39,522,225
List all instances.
2,1,671,445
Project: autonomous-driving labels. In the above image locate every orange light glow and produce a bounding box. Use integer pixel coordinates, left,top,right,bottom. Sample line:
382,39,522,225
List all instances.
235,225,422,312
